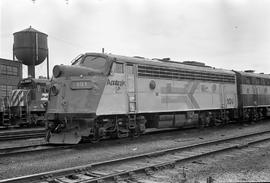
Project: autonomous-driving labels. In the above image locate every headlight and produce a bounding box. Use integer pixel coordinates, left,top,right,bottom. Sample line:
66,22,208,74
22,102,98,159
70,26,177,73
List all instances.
51,85,59,96
53,65,62,78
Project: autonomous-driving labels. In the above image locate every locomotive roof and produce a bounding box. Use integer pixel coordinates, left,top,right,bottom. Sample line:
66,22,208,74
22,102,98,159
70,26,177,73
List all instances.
85,52,235,76
235,70,270,79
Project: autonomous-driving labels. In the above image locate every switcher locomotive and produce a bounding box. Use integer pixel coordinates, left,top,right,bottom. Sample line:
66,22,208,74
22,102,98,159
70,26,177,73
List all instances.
9,77,50,126
46,53,270,144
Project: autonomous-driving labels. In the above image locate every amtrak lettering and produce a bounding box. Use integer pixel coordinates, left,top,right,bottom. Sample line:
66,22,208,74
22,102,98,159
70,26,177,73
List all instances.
107,79,125,87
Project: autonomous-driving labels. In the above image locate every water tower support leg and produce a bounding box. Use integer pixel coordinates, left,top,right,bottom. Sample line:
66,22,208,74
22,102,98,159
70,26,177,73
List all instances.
47,52,49,79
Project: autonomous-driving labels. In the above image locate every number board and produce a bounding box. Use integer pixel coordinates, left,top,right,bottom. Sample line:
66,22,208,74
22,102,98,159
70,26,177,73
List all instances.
21,79,32,84
71,81,93,89
226,95,235,108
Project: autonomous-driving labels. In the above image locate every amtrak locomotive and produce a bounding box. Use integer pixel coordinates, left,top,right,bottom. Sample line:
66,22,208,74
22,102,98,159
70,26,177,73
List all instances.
46,53,270,144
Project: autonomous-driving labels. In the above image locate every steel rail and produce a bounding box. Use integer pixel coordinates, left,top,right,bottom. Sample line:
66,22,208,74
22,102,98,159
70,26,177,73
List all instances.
0,144,72,157
1,129,270,183
0,129,45,141
0,132,45,141
0,129,45,136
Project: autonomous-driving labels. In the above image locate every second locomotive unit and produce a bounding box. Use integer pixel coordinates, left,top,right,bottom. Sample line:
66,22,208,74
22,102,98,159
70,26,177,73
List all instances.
46,53,270,144
9,77,50,126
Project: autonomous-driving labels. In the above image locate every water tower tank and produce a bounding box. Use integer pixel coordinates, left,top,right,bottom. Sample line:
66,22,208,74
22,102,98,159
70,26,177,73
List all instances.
13,26,48,78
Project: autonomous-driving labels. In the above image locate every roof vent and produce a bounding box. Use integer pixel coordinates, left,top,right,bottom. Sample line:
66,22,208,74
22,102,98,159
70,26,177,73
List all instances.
38,76,47,79
161,58,170,61
182,61,206,67
244,70,255,73
133,56,145,59
153,57,171,61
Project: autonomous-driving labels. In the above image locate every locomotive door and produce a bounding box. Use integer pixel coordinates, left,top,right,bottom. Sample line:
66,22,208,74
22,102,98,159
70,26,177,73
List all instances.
221,85,226,109
126,64,137,112
252,86,258,106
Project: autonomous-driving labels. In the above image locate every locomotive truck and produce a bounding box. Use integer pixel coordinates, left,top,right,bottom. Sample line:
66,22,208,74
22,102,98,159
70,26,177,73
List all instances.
45,53,270,144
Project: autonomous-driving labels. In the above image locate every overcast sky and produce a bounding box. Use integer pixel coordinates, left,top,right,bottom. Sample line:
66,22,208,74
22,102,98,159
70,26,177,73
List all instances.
1,0,270,77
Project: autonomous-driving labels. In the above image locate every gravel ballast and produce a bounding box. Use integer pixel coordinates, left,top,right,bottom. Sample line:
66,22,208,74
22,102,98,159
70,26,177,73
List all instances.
1,121,270,180
140,141,270,182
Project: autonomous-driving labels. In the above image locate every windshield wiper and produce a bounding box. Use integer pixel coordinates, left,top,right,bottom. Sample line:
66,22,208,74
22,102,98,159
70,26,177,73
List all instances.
71,54,83,65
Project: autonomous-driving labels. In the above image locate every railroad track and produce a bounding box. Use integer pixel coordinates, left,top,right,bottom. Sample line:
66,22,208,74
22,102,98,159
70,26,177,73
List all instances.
0,129,45,141
0,124,260,156
0,127,174,142
0,127,183,157
1,129,270,183
0,144,71,157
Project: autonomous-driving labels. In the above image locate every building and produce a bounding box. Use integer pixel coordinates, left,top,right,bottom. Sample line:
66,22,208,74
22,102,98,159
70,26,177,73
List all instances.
0,58,22,99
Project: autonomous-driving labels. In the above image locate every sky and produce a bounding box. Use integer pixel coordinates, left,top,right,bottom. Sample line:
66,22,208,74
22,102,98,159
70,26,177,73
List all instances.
1,0,270,78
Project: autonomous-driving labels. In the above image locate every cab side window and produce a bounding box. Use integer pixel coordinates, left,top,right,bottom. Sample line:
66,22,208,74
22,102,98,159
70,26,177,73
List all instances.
37,84,41,92
256,78,260,85
113,62,124,73
251,77,256,85
126,64,134,75
267,79,270,85
245,77,251,84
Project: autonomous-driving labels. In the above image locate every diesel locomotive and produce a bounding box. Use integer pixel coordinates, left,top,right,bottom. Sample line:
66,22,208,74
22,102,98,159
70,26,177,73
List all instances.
8,77,50,126
45,53,270,144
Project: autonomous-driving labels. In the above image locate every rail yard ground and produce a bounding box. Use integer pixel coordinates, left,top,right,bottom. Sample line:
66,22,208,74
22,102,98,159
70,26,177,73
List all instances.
1,121,270,182
134,137,270,183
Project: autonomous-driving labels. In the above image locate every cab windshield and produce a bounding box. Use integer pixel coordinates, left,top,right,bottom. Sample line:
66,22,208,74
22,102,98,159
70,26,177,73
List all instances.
18,81,34,89
73,55,107,71
71,54,84,65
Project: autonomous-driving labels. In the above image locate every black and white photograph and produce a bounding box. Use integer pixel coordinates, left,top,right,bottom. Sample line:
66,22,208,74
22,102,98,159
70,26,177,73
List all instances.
1,0,270,182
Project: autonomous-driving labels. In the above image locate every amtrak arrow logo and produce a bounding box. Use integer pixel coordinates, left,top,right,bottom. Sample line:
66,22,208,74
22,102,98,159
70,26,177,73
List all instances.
160,82,200,109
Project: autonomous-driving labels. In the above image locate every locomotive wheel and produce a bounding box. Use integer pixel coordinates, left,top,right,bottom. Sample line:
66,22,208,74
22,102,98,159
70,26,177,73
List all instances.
129,124,141,138
90,137,100,143
130,129,140,138
115,124,129,138
116,129,129,138
90,127,101,143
